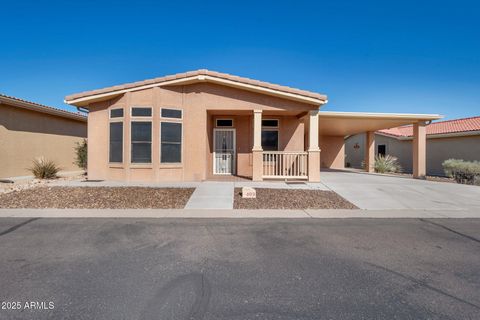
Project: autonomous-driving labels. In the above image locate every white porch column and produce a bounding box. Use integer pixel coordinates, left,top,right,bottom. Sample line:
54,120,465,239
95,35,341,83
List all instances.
365,131,375,173
252,110,263,181
413,121,427,179
308,110,321,182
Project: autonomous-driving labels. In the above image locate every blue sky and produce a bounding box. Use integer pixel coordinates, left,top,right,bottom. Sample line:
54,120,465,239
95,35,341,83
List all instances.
1,0,479,120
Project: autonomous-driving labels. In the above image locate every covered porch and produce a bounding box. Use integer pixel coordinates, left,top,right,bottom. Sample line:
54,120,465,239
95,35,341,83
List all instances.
207,108,321,182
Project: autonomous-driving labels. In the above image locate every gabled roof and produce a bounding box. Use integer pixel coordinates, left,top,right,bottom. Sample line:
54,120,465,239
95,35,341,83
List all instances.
0,94,87,122
65,69,328,107
378,116,480,138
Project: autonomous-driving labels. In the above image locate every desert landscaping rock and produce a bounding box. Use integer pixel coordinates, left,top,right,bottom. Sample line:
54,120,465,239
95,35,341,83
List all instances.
0,187,194,209
234,188,358,209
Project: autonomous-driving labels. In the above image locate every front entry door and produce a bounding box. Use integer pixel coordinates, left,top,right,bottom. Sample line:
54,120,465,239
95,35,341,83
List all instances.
213,129,236,175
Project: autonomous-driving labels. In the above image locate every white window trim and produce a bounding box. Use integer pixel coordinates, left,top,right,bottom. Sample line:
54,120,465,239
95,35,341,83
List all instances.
215,118,234,127
262,118,279,128
261,118,280,151
130,106,153,118
160,120,183,165
109,107,124,119
130,119,153,164
108,121,124,165
160,107,183,120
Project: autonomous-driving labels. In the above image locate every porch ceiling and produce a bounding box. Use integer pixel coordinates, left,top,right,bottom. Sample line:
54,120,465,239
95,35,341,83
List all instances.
318,111,443,136
207,109,307,116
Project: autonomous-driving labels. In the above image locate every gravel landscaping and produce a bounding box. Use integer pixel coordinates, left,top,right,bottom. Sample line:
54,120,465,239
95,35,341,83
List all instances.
234,188,358,209
0,187,194,209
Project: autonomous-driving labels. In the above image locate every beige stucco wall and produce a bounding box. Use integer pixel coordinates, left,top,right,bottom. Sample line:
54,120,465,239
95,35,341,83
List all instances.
87,83,316,182
345,133,480,176
0,103,87,178
319,135,345,169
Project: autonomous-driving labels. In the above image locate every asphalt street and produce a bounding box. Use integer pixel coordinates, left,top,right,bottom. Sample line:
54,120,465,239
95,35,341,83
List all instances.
0,218,479,319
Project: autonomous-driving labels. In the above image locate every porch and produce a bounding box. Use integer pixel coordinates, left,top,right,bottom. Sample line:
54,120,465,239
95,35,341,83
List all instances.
208,109,321,182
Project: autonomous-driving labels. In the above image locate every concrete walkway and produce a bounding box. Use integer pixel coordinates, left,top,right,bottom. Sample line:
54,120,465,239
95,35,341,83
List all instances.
185,182,234,209
0,208,479,218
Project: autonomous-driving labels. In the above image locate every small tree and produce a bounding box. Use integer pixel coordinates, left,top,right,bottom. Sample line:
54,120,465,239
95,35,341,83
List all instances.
74,139,87,170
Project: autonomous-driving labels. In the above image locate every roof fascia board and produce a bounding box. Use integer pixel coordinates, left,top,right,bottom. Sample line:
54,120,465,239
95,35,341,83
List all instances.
0,96,87,122
319,111,443,120
65,75,326,107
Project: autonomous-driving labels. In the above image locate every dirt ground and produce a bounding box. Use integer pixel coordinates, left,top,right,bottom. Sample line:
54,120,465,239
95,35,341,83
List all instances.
234,188,358,209
0,187,194,209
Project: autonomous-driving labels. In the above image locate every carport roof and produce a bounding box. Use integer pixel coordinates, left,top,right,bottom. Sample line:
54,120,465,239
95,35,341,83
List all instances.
318,111,442,136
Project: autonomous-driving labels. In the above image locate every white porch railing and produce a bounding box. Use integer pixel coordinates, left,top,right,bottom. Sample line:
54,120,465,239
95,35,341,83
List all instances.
262,151,308,179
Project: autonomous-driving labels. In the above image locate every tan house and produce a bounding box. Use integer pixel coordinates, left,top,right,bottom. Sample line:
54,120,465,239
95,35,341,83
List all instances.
346,116,480,176
65,70,441,182
0,94,87,179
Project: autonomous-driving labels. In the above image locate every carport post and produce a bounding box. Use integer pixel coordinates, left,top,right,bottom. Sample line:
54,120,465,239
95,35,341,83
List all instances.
413,121,427,179
365,131,375,173
308,110,321,182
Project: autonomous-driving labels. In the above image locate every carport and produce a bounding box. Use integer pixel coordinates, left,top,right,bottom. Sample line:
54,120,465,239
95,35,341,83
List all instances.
318,111,442,178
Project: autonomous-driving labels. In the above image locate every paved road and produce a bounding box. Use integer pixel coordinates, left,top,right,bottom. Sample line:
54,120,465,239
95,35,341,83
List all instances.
0,218,479,319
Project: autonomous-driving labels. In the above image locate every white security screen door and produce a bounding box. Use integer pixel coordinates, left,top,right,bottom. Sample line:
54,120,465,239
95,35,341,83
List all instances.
213,129,235,175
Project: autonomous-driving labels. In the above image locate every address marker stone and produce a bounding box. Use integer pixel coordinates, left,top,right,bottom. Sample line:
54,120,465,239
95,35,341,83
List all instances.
242,187,256,198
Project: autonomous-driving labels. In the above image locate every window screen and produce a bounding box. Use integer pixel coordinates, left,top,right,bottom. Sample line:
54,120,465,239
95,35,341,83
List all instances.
216,119,233,127
110,108,124,118
262,130,278,151
161,122,182,163
161,108,182,119
109,122,123,162
131,107,152,117
131,122,152,163
262,119,278,127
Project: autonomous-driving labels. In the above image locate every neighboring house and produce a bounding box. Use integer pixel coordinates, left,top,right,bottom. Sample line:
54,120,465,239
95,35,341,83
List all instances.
0,94,87,179
65,70,441,182
345,116,480,176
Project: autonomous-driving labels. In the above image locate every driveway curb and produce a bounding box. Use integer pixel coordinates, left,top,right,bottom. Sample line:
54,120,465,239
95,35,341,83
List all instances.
0,209,479,218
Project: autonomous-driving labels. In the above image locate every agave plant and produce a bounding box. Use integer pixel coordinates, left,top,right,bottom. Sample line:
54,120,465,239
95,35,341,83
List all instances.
29,157,60,179
374,155,401,173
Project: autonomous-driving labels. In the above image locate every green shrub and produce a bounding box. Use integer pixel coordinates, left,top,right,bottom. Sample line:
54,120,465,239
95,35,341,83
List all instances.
442,159,480,185
374,155,402,173
74,139,87,170
29,157,60,179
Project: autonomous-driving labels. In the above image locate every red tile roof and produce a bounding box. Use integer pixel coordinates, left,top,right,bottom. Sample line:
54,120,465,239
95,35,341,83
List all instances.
0,93,87,121
378,116,480,137
65,69,327,102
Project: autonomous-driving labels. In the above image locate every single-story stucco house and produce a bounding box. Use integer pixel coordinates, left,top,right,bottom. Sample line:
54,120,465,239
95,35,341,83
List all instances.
65,70,441,182
345,116,480,176
0,94,87,179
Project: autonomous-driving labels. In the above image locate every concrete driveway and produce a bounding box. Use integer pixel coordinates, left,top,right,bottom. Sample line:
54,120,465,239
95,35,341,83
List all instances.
320,170,480,210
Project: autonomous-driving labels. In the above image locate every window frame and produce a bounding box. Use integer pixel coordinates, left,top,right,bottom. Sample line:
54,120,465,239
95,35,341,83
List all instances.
159,121,183,165
108,121,124,164
160,107,183,120
215,118,234,128
261,118,279,151
108,107,124,165
130,107,153,165
261,119,279,128
130,106,153,118
109,107,124,119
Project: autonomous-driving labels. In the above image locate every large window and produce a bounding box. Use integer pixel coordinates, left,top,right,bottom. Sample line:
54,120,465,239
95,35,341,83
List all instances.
261,119,278,151
109,122,123,163
131,122,152,163
161,122,182,163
